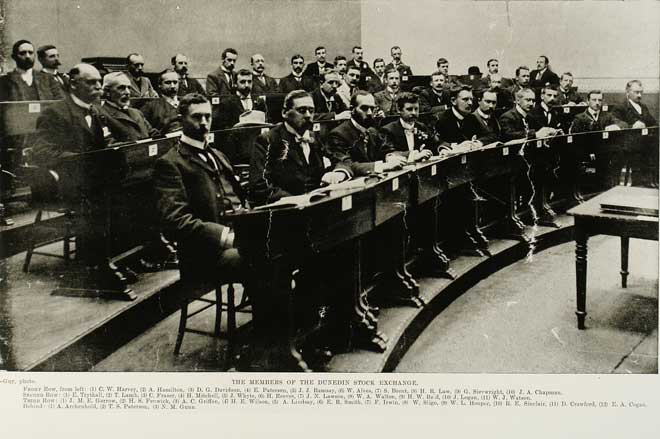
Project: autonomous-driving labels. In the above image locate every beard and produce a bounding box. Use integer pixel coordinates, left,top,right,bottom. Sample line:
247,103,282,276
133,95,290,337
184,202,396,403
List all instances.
16,58,34,70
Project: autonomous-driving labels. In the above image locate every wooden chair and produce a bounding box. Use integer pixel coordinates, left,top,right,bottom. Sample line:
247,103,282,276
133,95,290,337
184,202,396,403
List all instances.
23,207,75,272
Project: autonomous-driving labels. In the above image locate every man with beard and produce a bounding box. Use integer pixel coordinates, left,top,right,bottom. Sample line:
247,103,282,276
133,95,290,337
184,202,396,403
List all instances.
612,80,657,128
171,54,205,96
99,72,159,142
385,46,413,79
206,48,238,96
214,68,268,130
141,70,183,133
418,71,451,113
556,72,583,106
530,55,560,95
310,69,351,121
37,45,68,91
347,46,376,89
250,54,279,95
279,54,315,94
366,58,386,94
374,68,402,115
435,86,482,149
303,46,334,86
0,39,63,101
463,88,502,144
488,74,514,110
500,88,558,141
510,66,531,98
125,53,158,98
380,92,440,160
337,64,361,108
326,90,404,175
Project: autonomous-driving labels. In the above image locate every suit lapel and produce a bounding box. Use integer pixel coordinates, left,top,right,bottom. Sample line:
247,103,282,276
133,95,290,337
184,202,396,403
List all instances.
179,142,219,176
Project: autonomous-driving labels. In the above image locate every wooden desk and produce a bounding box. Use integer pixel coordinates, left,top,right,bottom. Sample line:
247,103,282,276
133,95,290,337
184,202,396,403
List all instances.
567,186,658,329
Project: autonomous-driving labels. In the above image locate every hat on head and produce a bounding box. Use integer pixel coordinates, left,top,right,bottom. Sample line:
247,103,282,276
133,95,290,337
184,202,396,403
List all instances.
233,110,271,127
467,66,482,76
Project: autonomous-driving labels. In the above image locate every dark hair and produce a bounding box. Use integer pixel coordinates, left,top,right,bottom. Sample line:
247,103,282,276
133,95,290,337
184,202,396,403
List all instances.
350,90,372,108
315,46,326,53
352,46,362,53
236,68,252,77
449,85,472,100
542,83,559,93
334,55,347,63
373,57,385,67
625,80,642,91
159,69,178,82
11,39,33,58
384,68,400,79
474,88,497,101
586,90,603,100
37,44,57,60
391,46,401,52
179,93,209,116
539,55,549,64
171,54,186,65
561,72,573,80
515,66,530,77
283,90,311,110
396,92,419,111
126,53,142,64
430,70,446,80
222,48,238,59
487,58,498,67
291,54,304,64
436,57,449,66
467,66,481,76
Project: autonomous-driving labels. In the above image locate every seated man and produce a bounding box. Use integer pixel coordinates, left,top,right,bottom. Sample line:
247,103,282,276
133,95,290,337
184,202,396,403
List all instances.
278,54,316,94
380,92,441,160
347,46,377,90
302,46,334,86
612,80,657,128
436,57,458,88
435,85,482,150
365,58,386,94
528,84,563,130
310,69,351,121
385,46,413,78
418,71,451,113
99,72,159,142
557,72,583,106
171,54,205,96
463,88,502,144
509,66,531,98
374,68,402,115
337,65,361,108
570,90,624,133
325,90,405,174
249,90,351,206
125,53,158,98
0,39,63,101
500,88,558,141
206,48,238,96
251,54,279,94
141,69,183,134
529,55,560,95
214,68,268,130
488,74,514,110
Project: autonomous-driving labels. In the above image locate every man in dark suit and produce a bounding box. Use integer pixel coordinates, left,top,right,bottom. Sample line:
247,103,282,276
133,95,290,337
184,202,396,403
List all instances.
347,46,376,90
125,53,158,98
0,39,63,101
380,92,441,159
279,54,316,94
310,69,351,121
435,85,482,149
510,66,531,98
37,44,68,91
436,57,459,88
530,55,560,97
488,74,514,110
528,84,563,130
250,54,279,95
206,48,238,96
141,70,182,134
557,72,583,106
213,69,268,130
326,90,404,175
99,72,159,142
366,58,386,94
249,90,351,205
385,46,413,79
374,68,402,115
171,54,205,96
337,64,361,108
418,71,451,114
570,90,624,133
500,88,558,141
613,80,657,128
303,46,334,86
463,88,502,144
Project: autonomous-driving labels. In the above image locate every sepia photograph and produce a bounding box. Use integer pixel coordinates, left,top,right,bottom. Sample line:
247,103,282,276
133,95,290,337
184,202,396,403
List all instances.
0,0,659,435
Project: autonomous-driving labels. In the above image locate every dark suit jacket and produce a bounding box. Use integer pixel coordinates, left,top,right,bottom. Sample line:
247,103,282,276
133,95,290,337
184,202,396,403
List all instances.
556,87,583,105
528,103,562,130
463,110,502,144
278,73,316,94
374,89,400,115
365,74,385,94
249,123,350,205
140,97,181,133
213,94,268,130
127,74,158,98
33,94,108,166
380,119,440,155
385,62,413,78
612,99,657,127
206,67,235,96
434,108,472,147
176,77,205,96
347,59,377,88
153,140,245,279
251,73,279,95
0,69,64,101
99,102,159,142
326,119,384,175
303,62,335,83
311,88,348,120
493,87,514,110
499,107,539,141
418,87,450,113
529,68,560,91
569,109,625,134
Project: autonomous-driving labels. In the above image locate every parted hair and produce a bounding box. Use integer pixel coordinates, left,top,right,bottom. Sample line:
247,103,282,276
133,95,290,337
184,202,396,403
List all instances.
449,85,472,100
283,90,311,110
179,93,209,116
396,92,419,111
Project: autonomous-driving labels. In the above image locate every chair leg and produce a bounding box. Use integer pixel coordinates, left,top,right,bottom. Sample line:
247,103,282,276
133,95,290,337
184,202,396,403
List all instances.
63,212,73,261
174,302,188,355
227,284,237,354
23,209,43,273
214,286,223,337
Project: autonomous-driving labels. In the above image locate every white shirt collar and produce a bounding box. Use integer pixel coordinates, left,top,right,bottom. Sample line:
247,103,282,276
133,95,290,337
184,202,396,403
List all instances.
515,104,527,118
163,95,179,107
400,118,415,130
181,134,207,150
284,121,306,138
320,89,334,102
104,100,129,111
629,99,642,114
42,68,58,75
16,67,34,84
291,72,303,79
70,93,92,110
386,87,398,96
452,107,465,121
541,102,550,112
351,118,367,133
588,108,599,119
237,92,251,100
477,108,490,120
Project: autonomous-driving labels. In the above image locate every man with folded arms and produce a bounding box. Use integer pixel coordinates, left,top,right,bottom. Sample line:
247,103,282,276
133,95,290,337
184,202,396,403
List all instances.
142,70,182,134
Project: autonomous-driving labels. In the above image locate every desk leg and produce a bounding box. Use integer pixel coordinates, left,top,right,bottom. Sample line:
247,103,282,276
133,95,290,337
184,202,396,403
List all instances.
502,173,530,242
425,198,456,279
390,217,424,308
620,236,629,288
575,227,588,329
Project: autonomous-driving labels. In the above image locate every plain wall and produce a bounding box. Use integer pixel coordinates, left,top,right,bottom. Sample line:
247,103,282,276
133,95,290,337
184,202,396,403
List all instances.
4,0,362,78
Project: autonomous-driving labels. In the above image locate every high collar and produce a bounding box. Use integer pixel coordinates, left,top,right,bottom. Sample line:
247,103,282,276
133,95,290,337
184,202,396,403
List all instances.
628,99,642,113
452,107,465,121
477,108,490,120
284,121,307,138
515,104,527,118
104,100,130,111
351,118,367,133
221,66,232,75
291,71,303,79
588,108,599,119
320,89,334,101
236,91,251,100
400,118,415,130
70,93,92,110
42,68,59,75
386,87,398,95
15,67,33,75
541,102,550,113
163,94,179,106
180,134,207,150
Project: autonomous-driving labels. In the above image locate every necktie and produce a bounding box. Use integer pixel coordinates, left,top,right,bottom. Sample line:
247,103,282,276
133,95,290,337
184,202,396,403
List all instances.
295,131,312,163
54,72,64,85
241,97,252,111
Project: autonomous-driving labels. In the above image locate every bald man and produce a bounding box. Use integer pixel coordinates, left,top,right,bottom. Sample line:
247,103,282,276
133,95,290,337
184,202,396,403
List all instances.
250,53,279,94
126,53,158,98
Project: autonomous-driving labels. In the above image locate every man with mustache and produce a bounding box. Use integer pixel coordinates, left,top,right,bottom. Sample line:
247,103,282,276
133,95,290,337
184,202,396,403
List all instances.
99,72,158,142
500,88,558,141
510,66,531,98
418,71,451,114
206,48,238,96
326,90,405,175
279,54,315,94
0,39,63,101
374,68,402,115
528,84,563,131
488,73,514,110
337,64,361,108
37,45,68,91
365,58,386,94
250,53,279,95
214,68,268,130
463,88,502,144
125,53,158,98
435,85,482,150
141,70,183,133
171,54,204,96
310,69,351,121
556,72,583,106
530,55,560,96
385,46,413,79
303,46,335,86
347,46,377,90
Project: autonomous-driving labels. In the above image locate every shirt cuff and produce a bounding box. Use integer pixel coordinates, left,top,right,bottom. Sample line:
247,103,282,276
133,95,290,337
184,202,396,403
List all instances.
334,168,352,182
374,160,384,173
220,227,233,249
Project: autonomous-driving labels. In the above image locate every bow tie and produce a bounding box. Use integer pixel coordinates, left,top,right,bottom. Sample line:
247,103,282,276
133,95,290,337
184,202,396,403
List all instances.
294,131,313,144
